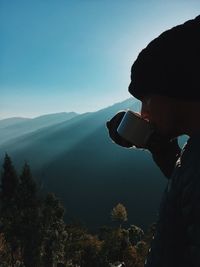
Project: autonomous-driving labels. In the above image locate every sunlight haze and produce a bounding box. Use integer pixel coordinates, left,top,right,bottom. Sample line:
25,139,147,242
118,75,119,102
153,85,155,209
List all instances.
1,0,200,118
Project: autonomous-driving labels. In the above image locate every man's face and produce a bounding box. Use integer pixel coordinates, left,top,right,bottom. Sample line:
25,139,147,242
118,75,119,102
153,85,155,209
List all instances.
140,95,180,139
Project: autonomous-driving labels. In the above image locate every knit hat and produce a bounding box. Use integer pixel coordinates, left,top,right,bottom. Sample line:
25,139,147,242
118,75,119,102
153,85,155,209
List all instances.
128,15,200,100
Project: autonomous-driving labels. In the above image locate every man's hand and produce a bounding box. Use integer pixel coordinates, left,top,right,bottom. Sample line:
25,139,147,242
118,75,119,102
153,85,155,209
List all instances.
106,111,181,178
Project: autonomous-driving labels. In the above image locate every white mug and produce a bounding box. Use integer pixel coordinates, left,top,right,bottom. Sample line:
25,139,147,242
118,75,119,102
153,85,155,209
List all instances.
117,110,155,148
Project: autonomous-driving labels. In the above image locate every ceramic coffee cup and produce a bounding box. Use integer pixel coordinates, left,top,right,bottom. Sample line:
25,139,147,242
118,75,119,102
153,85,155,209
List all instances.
117,110,155,148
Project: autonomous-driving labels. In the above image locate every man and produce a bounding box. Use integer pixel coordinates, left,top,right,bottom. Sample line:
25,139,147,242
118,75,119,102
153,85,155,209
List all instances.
107,15,200,267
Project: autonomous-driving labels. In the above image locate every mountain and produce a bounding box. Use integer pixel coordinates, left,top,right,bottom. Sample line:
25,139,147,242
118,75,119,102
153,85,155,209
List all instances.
0,98,140,170
0,117,31,129
0,98,182,231
0,112,78,146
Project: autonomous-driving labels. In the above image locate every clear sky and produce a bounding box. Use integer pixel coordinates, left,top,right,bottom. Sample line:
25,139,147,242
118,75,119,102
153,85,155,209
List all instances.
1,0,200,119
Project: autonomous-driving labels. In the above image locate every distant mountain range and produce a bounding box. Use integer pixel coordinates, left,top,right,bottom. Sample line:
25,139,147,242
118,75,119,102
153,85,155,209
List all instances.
0,112,78,146
0,98,186,231
0,117,31,128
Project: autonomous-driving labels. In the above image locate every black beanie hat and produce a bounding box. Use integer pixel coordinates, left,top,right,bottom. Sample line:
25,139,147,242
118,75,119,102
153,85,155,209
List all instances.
129,15,200,100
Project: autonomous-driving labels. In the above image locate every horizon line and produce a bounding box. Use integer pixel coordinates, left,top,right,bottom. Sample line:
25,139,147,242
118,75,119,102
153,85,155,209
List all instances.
0,97,134,120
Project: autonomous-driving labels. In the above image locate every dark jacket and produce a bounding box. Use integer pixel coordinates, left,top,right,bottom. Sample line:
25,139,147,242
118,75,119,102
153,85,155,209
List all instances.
145,134,200,267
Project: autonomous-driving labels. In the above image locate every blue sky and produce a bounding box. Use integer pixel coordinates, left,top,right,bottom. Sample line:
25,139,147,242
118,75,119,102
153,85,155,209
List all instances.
1,0,200,119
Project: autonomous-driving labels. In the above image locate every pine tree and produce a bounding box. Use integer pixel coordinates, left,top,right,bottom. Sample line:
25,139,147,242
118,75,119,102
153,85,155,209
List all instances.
17,162,42,267
0,154,19,267
0,157,69,267
18,162,37,207
1,153,18,200
41,193,67,267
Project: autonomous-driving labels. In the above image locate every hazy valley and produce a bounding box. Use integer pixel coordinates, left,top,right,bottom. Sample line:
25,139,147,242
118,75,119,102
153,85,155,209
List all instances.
0,99,176,231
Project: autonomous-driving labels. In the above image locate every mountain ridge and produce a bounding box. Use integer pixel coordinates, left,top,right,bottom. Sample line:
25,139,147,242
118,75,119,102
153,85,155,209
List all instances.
0,98,165,231
0,112,79,146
